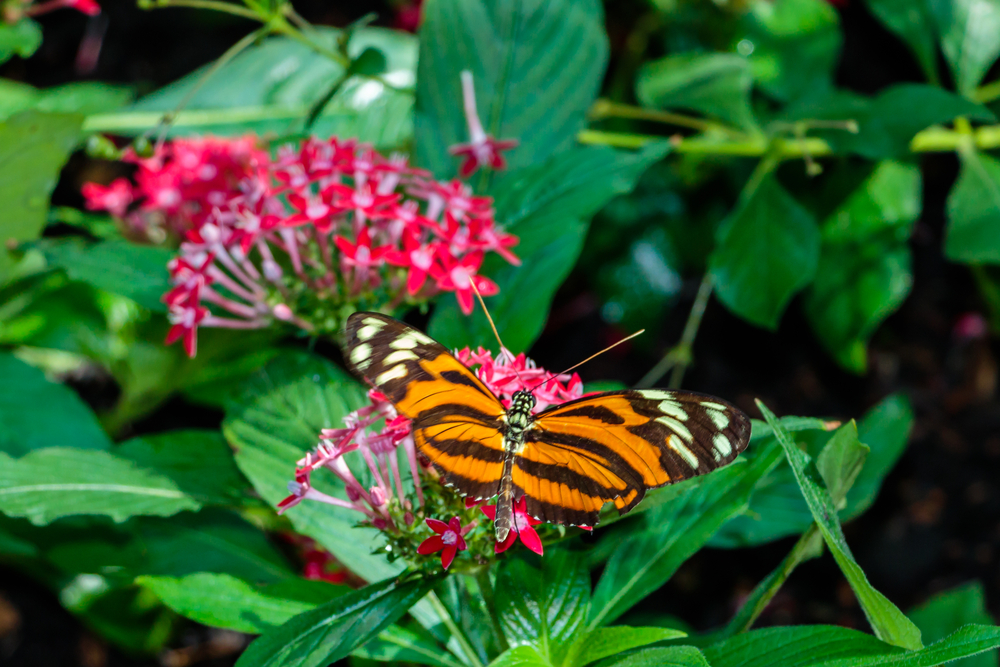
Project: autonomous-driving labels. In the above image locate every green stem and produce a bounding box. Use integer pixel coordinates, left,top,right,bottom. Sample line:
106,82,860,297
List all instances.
473,568,509,654
720,526,824,637
637,274,713,389
974,78,1000,104
140,0,262,20
426,591,484,667
590,99,742,136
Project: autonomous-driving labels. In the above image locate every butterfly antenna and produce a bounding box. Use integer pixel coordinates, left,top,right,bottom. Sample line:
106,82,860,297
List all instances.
526,329,645,394
469,280,526,385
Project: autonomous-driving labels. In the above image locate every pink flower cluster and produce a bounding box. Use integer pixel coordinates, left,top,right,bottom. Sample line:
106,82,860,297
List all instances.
7,0,100,20
83,135,520,357
279,344,584,569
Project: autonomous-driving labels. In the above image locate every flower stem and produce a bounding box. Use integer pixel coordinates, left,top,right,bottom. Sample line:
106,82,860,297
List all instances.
589,99,741,136
426,591,484,667
473,568,509,654
138,0,262,20
637,273,713,389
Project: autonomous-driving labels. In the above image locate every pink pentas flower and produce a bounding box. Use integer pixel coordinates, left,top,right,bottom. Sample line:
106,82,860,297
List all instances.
82,178,132,217
417,517,471,569
22,0,100,17
431,251,499,315
481,498,543,555
448,71,518,178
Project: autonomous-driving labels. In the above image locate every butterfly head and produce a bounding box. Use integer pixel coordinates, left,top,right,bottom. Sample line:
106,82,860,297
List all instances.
506,390,537,430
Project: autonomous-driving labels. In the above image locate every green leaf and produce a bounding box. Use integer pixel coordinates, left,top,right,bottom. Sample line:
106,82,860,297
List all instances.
0,111,82,281
803,161,920,372
637,53,756,129
92,28,415,147
567,627,688,667
862,0,938,81
428,143,669,352
928,0,1000,96
117,430,254,508
0,80,134,120
757,400,923,650
709,174,820,329
704,624,1000,667
140,572,346,634
42,240,173,312
0,352,111,456
414,0,608,179
945,149,1000,264
495,551,590,664
600,646,711,667
712,394,913,548
489,645,550,667
740,0,842,102
235,574,440,667
0,448,199,525
223,350,397,579
353,623,463,667
588,439,783,627
909,583,997,667
0,19,42,64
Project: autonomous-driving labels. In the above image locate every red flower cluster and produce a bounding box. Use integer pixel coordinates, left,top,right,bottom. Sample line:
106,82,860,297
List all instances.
83,135,520,357
281,342,584,569
13,0,100,19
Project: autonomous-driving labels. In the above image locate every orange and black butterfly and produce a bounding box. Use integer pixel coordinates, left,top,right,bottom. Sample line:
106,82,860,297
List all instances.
344,312,751,541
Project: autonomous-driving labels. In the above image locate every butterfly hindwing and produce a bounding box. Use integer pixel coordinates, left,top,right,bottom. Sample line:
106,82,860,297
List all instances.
516,389,751,526
344,312,506,500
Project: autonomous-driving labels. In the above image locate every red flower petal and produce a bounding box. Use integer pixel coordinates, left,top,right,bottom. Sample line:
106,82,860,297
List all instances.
441,544,458,569
517,525,544,555
425,518,450,534
417,535,444,555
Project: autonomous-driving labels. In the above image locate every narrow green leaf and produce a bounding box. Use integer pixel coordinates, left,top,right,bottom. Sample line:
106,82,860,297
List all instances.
600,646,711,667
705,624,1000,667
945,149,1000,264
414,0,608,179
567,626,688,667
709,175,820,329
235,574,440,667
928,0,1000,96
496,551,590,664
757,400,923,650
140,573,346,634
862,0,938,81
223,351,398,579
0,448,199,525
42,239,173,312
353,623,463,667
0,352,111,455
0,80,134,120
909,582,997,667
637,53,756,129
589,440,783,627
428,143,669,352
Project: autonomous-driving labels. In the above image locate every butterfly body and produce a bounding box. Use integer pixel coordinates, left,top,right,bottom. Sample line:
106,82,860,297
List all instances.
343,312,752,542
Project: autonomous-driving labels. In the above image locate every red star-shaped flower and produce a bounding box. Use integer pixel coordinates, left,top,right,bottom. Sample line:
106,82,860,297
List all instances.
481,497,543,555
417,516,469,569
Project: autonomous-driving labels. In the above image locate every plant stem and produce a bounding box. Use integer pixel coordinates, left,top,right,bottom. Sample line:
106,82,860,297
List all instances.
473,568,509,654
720,525,824,637
590,99,741,136
637,274,714,389
139,0,261,20
975,78,1000,104
426,591,484,667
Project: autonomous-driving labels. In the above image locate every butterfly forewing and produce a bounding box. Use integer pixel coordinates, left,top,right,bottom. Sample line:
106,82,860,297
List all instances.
344,312,507,500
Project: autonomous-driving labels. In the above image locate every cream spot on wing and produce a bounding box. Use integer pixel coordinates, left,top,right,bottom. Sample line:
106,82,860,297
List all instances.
639,390,673,400
700,401,728,411
384,350,418,365
390,335,420,350
657,399,688,421
655,415,693,443
350,343,372,369
666,435,699,469
713,432,733,457
357,325,380,341
377,365,408,384
707,409,729,430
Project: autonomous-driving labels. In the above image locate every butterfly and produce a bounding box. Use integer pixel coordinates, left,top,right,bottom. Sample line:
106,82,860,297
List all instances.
343,312,751,542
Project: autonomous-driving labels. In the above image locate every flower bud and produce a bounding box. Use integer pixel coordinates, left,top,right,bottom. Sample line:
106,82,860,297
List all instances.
369,486,387,507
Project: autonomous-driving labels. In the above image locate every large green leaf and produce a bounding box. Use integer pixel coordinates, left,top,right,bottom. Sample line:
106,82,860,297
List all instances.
428,143,669,352
705,624,1000,667
496,552,590,665
223,350,397,579
117,430,254,509
588,439,783,627
42,239,173,312
0,352,111,456
90,28,415,146
709,174,820,329
636,53,756,130
758,401,923,649
909,583,997,667
140,572,346,634
712,394,913,548
0,80,133,120
740,0,842,102
353,624,463,667
566,627,688,667
0,110,81,281
600,647,711,667
945,149,1000,264
862,0,938,81
0,448,199,525
236,574,440,667
803,161,920,372
928,0,1000,96
414,0,608,180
